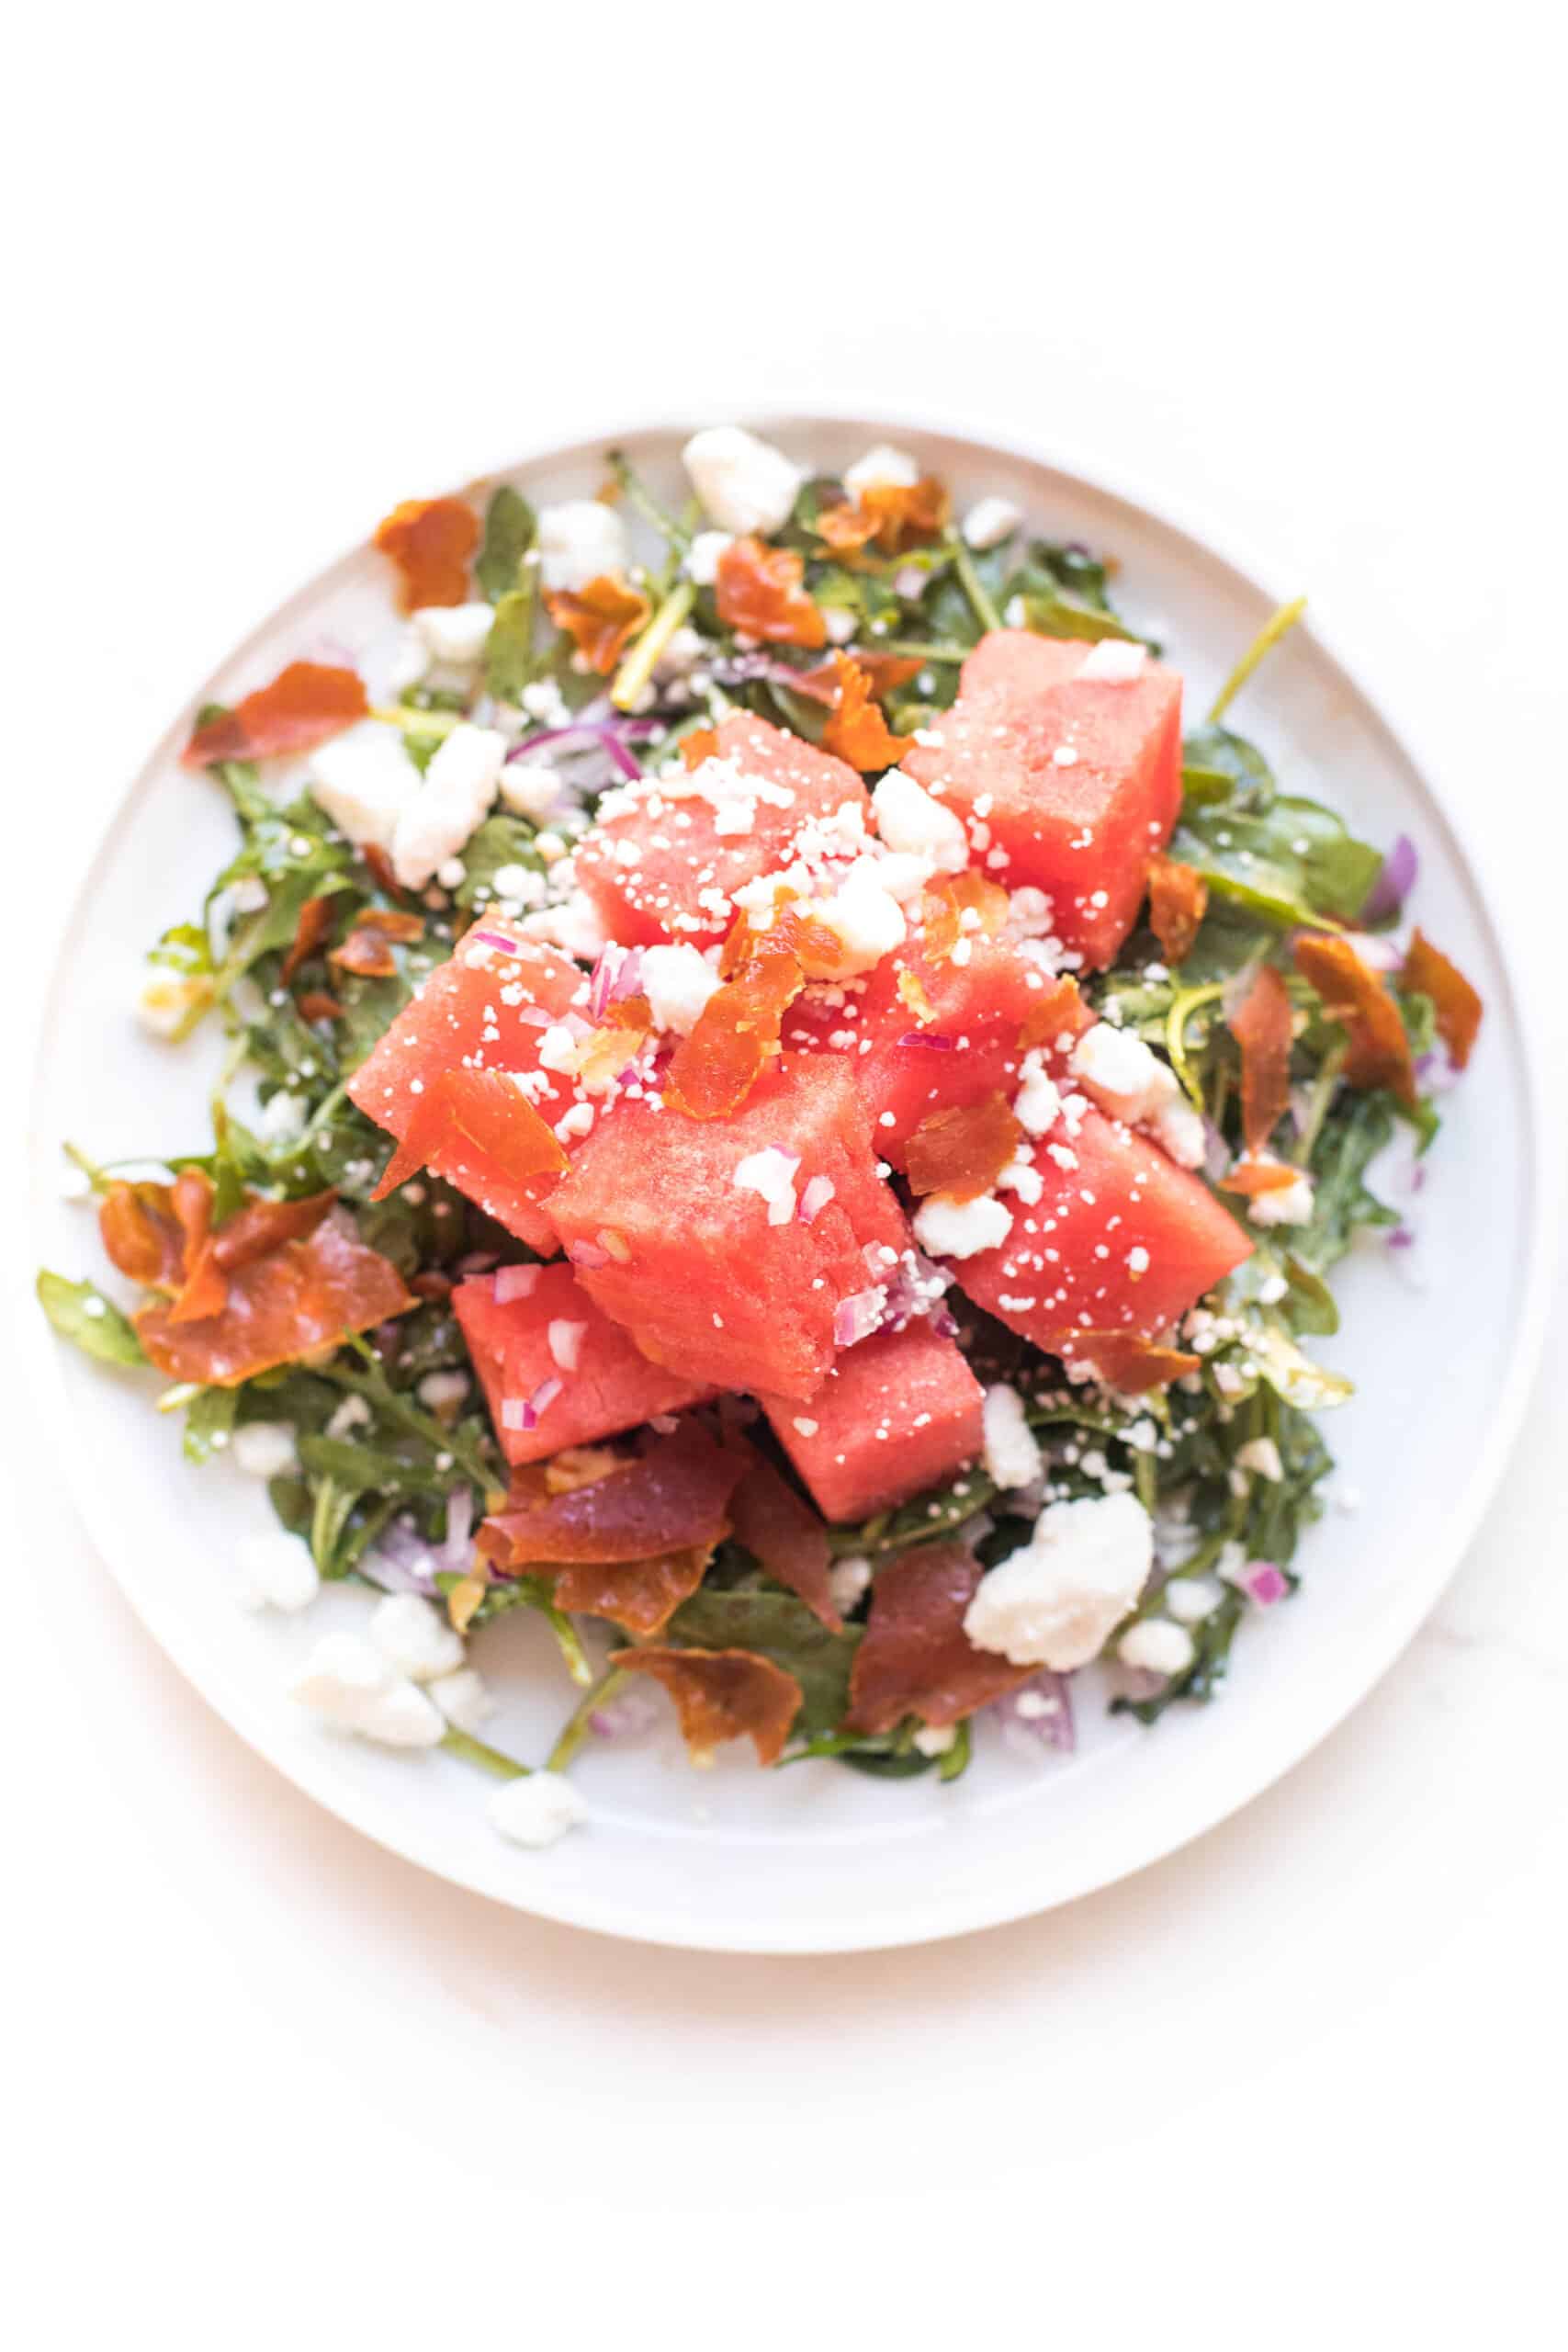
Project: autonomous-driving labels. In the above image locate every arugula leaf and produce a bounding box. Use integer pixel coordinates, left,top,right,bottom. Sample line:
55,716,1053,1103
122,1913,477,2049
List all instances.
1296,1091,1401,1273
455,815,543,910
662,1586,860,1742
37,1272,146,1367
475,485,536,604
830,1468,998,1558
1002,539,1154,648
483,586,536,700
1171,791,1380,929
183,1385,238,1463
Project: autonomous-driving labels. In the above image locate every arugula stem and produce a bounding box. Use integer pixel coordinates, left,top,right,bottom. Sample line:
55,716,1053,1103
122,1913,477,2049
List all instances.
875,639,974,664
611,581,695,713
441,1726,530,1780
948,536,1003,635
543,1605,595,1689
547,1665,631,1771
606,450,693,553
1292,1045,1347,1165
328,1340,494,1491
62,1140,111,1193
371,703,463,740
1207,595,1307,725
1167,981,1226,1108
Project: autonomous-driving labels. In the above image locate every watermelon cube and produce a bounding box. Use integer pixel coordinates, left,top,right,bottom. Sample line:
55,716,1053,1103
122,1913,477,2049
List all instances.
785,927,1084,1163
574,711,870,950
900,630,1182,968
545,1054,909,1400
453,1262,715,1465
347,930,585,1250
759,1318,985,1524
952,1105,1251,1347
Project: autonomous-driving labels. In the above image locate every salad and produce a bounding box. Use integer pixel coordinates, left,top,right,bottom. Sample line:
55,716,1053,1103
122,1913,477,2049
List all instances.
38,425,1484,1851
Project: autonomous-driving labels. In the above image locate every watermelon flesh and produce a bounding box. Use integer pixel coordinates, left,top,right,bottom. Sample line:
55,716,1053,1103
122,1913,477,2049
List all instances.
899,631,1182,969
759,1318,985,1524
545,1054,909,1401
452,1263,715,1467
952,1105,1251,1348
784,926,1086,1163
573,711,870,950
347,930,586,1250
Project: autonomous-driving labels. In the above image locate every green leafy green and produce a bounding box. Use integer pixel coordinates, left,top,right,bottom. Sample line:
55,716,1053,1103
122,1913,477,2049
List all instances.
183,1385,238,1463
37,1272,146,1367
483,586,536,701
475,485,536,604
663,1586,859,1743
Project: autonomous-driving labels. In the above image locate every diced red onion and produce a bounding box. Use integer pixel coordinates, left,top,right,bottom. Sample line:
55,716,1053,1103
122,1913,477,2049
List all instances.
516,1003,553,1028
587,942,646,1020
590,1683,665,1740
707,651,839,706
897,1031,954,1050
1201,1117,1230,1182
455,1250,498,1276
798,1173,836,1225
502,1374,563,1433
834,1285,887,1348
567,1238,610,1270
494,1264,540,1304
1387,1227,1417,1251
436,1485,475,1575
1235,1560,1290,1605
993,1670,1076,1757
1359,832,1418,925
468,931,522,955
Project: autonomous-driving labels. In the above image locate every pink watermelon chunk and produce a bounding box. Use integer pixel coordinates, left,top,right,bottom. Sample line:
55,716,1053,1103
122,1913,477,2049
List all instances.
347,929,585,1250
759,1318,985,1523
900,630,1182,968
453,1263,716,1466
784,926,1086,1162
545,1054,909,1400
573,711,870,950
951,1105,1251,1347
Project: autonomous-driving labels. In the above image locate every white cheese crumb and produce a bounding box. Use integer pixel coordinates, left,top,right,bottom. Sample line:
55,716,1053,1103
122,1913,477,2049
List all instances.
288,1632,446,1747
1235,1437,1284,1482
913,1191,1013,1261
964,1493,1153,1670
427,1666,496,1738
416,1370,469,1415
734,1149,800,1227
1152,1095,1206,1170
1247,1170,1315,1227
912,1724,958,1757
872,771,968,872
231,1421,299,1480
828,1555,873,1613
963,494,1023,549
639,943,720,1035
682,425,802,535
536,500,629,593
792,1416,820,1438
235,1532,321,1613
1013,1052,1064,1137
1117,1618,1196,1676
684,528,735,585
307,718,420,851
1070,1023,1180,1126
370,1593,466,1683
1079,639,1148,682
489,1770,590,1849
981,1383,1043,1492
390,722,507,890
412,601,494,666
843,443,919,497
1165,1575,1224,1624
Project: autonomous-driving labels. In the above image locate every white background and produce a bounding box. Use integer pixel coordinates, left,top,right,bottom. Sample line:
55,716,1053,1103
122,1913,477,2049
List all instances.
6,6,1565,2344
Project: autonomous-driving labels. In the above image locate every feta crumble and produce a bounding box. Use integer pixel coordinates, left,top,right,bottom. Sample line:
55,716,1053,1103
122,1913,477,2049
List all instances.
963,1492,1154,1669
489,1770,591,1849
913,1191,1013,1261
682,425,802,536
962,494,1023,550
536,500,629,594
981,1383,1043,1492
872,771,968,872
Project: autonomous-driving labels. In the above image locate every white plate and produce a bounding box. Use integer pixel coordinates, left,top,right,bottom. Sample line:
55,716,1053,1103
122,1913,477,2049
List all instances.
26,413,1551,1953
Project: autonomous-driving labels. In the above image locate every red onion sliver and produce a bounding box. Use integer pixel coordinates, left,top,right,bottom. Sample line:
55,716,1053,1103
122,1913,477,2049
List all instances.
834,1285,887,1349
897,1031,954,1050
567,1238,610,1270
522,1374,563,1430
797,1173,836,1225
1359,831,1418,925
1236,1560,1290,1605
468,931,522,955
505,723,646,783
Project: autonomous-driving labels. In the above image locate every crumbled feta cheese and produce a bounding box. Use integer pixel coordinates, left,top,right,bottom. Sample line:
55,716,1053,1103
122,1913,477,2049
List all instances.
427,1666,496,1738
1013,1052,1063,1137
370,1593,466,1682
1235,1437,1284,1482
641,942,727,1039
682,426,802,535
996,1155,1044,1205
307,719,420,851
1248,1171,1315,1227
257,1091,308,1148
236,1532,321,1613
828,1555,873,1614
231,1421,299,1479
489,860,546,909
981,1383,1043,1492
913,1191,1013,1261
288,1632,446,1747
1079,639,1147,682
733,1148,800,1227
962,494,1023,550
1070,1023,1180,1126
963,1493,1154,1670
684,528,734,585
843,443,919,497
412,601,494,666
1152,1095,1206,1170
814,859,907,974
912,1724,957,1757
390,722,507,889
325,1394,372,1441
416,1369,468,1415
522,888,609,961
1117,1617,1196,1676
498,762,572,823
823,606,859,645
1165,1575,1225,1624
536,499,629,593
489,1770,590,1849
872,771,968,872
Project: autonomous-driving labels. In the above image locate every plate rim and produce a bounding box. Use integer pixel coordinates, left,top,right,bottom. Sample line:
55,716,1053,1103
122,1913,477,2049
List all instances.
24,404,1556,1953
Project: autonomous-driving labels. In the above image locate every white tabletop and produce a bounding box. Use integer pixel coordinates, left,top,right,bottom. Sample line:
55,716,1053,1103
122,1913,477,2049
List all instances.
7,11,1564,2338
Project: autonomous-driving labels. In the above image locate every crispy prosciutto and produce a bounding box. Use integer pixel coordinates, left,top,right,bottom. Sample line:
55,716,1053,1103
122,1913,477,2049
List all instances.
714,537,826,649
904,1091,1023,1202
1294,935,1417,1106
478,1423,743,1569
549,1545,715,1639
818,652,913,773
845,1544,1033,1733
1227,961,1294,1155
726,1445,840,1631
611,1646,804,1765
545,575,650,673
1402,929,1483,1069
104,1173,413,1386
1145,854,1208,964
181,662,368,768
1056,1331,1201,1395
661,951,804,1120
372,494,480,610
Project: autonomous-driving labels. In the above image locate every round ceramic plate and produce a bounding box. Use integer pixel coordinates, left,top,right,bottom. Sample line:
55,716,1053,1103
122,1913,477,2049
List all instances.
26,413,1550,1952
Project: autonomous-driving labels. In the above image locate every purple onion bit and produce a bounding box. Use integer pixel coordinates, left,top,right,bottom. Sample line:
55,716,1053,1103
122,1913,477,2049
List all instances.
1359,831,1418,926
993,1671,1076,1757
707,650,839,706
897,1030,955,1050
504,722,648,783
